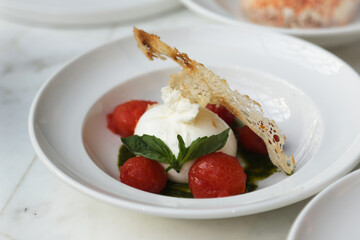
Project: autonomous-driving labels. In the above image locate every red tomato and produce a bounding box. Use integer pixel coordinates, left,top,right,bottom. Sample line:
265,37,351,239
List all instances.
120,156,167,194
206,104,235,126
188,152,247,198
106,113,118,134
236,126,268,155
107,100,157,137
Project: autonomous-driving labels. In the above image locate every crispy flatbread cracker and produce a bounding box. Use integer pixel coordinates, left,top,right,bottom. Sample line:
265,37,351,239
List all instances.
133,27,295,174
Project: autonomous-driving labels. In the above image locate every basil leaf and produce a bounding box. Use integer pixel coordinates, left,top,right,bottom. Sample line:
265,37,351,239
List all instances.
121,134,175,164
176,134,186,162
120,128,230,173
180,128,230,165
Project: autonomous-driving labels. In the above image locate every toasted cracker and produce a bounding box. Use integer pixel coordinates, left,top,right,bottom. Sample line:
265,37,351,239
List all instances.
133,27,295,174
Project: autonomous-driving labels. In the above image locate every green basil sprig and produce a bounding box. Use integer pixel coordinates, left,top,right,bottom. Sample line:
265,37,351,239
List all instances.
121,128,230,173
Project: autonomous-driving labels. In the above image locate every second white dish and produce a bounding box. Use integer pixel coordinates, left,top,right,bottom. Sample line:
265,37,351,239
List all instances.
0,0,180,26
288,168,360,240
181,0,360,47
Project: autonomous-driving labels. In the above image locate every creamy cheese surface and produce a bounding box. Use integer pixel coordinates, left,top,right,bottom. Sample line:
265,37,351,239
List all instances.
134,87,237,183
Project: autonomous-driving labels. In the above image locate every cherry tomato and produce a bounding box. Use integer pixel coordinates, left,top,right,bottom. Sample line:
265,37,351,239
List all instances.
120,156,167,194
107,100,157,137
236,126,268,155
206,104,235,126
188,152,247,198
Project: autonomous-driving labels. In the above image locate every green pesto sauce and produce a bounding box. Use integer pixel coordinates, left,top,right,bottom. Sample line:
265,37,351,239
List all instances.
160,181,193,198
118,145,135,168
238,147,279,192
232,119,278,192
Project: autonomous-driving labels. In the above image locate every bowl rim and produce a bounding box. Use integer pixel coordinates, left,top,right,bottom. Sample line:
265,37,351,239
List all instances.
28,25,360,219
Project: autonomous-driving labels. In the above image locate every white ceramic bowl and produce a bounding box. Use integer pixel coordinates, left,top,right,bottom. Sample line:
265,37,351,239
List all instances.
288,168,360,240
0,0,180,26
29,25,360,219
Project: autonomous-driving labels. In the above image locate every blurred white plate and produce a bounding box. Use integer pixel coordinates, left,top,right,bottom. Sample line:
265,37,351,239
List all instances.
181,0,360,47
288,168,360,240
29,25,360,219
0,0,180,26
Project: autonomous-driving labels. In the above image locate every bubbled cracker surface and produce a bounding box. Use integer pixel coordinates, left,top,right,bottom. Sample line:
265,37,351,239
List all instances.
133,27,295,174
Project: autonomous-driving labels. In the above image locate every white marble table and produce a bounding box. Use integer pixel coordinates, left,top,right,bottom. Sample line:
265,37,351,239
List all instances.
1,6,360,240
